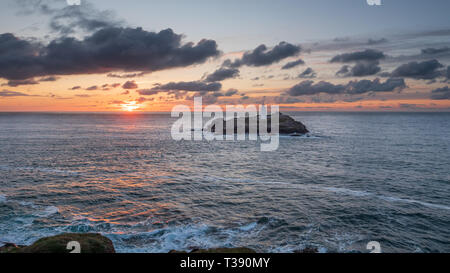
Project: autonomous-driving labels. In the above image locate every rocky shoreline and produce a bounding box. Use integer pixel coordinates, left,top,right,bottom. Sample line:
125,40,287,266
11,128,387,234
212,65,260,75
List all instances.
0,233,318,253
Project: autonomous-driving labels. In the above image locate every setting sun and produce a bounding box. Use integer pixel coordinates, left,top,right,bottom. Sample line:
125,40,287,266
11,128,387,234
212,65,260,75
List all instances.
121,101,140,112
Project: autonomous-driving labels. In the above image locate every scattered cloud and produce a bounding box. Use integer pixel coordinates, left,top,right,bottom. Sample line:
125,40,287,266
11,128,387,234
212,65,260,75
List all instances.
224,89,239,97
421,47,450,55
281,59,305,70
150,81,222,93
346,78,406,94
122,81,138,90
287,78,406,96
0,90,33,97
86,85,98,91
107,72,147,79
430,86,450,100
298,67,317,79
15,0,122,35
389,59,445,80
204,67,240,82
368,38,388,45
223,42,301,68
39,76,59,82
336,61,381,77
288,80,346,96
330,49,385,63
2,79,39,87
137,89,160,96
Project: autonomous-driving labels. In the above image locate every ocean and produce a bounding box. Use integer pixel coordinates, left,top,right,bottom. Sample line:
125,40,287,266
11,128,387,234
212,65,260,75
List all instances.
0,112,449,253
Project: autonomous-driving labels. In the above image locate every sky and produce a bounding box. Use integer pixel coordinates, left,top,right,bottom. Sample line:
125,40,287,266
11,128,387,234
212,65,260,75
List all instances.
0,0,449,112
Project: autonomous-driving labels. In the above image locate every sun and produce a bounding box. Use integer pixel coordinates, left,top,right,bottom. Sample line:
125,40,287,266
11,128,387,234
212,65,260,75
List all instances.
121,101,140,112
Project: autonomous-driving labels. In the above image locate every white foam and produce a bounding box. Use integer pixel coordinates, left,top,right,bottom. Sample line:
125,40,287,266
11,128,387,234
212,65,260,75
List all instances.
16,167,79,175
109,219,271,253
33,206,59,217
205,176,450,211
239,222,258,232
0,194,6,203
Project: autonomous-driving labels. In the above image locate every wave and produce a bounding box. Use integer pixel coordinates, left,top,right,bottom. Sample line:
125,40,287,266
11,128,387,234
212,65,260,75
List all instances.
206,176,450,211
0,194,6,203
0,165,79,175
280,133,324,139
101,220,265,253
33,206,60,218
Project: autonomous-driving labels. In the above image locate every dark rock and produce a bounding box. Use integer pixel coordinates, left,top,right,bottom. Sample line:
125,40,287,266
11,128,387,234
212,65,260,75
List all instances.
211,113,308,135
0,233,115,253
169,247,257,254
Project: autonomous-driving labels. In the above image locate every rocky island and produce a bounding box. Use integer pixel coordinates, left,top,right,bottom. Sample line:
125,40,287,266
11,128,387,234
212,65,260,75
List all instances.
210,112,309,136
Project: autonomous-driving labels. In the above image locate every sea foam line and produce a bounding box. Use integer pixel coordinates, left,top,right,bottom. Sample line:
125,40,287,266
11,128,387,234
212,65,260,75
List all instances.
206,176,450,211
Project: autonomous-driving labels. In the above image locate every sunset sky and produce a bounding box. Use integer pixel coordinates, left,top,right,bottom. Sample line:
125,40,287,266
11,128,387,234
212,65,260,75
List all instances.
0,0,449,112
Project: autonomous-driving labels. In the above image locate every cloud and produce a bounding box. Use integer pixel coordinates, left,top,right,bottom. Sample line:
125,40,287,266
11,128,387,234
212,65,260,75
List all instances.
0,90,32,97
368,38,388,45
330,49,385,63
204,67,240,82
15,0,122,35
273,96,304,104
298,67,317,79
2,79,39,87
281,59,305,70
430,86,450,100
39,76,59,82
336,61,381,77
399,103,422,109
224,89,239,97
333,37,350,42
0,27,220,80
287,80,346,96
86,85,98,91
346,78,406,94
122,81,138,89
107,72,147,79
136,97,154,103
137,89,160,96
99,83,120,90
75,94,91,98
421,47,450,55
223,42,301,68
389,59,444,80
287,78,405,96
150,81,222,93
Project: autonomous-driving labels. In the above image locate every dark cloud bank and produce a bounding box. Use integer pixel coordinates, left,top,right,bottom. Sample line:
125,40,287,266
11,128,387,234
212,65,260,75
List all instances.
0,27,220,81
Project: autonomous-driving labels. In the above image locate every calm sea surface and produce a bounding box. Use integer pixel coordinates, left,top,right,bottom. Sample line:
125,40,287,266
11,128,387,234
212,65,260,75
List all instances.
0,112,449,253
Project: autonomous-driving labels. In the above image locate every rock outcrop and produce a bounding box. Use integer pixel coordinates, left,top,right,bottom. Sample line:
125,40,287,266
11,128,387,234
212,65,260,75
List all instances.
169,247,257,254
211,113,308,135
0,233,115,253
